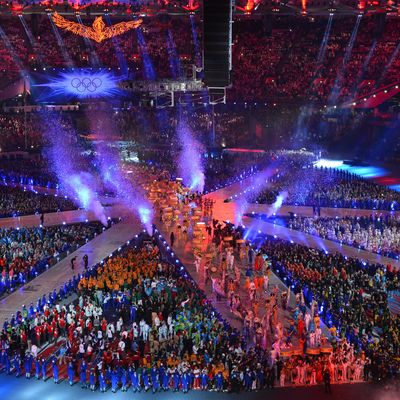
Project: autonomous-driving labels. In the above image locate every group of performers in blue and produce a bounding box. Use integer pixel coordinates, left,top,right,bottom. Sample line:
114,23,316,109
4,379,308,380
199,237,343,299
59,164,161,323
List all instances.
0,351,227,393
66,363,225,393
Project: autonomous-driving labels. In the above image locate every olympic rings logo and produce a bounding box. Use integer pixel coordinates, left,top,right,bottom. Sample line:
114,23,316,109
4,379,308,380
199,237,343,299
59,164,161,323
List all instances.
70,77,102,93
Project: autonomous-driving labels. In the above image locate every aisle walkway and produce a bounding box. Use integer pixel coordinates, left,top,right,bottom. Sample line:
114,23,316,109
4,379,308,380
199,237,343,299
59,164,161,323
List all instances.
157,221,243,330
157,220,320,339
0,215,143,325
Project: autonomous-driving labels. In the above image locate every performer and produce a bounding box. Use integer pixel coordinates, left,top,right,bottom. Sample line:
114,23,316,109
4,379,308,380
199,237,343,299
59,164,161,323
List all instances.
194,253,202,273
24,353,33,379
256,364,265,390
80,360,88,388
305,310,311,332
193,366,201,389
111,368,119,392
41,356,46,380
13,355,21,377
34,357,40,379
297,315,305,339
83,254,89,271
215,371,224,392
67,361,74,385
200,368,208,390
89,369,96,391
121,368,127,392
99,370,106,392
173,369,180,391
142,370,151,391
71,256,77,272
249,280,257,301
244,367,254,391
181,371,189,393
323,368,332,393
162,369,170,391
52,358,59,383
280,368,286,387
151,368,160,393
131,368,141,392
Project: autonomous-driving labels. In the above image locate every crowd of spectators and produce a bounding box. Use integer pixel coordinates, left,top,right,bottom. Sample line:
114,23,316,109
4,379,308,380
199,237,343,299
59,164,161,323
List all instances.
256,234,400,383
109,107,250,149
0,14,198,83
1,231,398,393
0,221,107,296
230,16,400,103
0,100,398,171
250,167,400,211
285,214,400,259
0,111,79,152
0,164,398,392
252,212,400,259
1,1,198,12
0,113,42,152
0,14,399,104
0,159,58,189
1,238,396,392
0,186,77,217
0,242,272,392
0,106,249,154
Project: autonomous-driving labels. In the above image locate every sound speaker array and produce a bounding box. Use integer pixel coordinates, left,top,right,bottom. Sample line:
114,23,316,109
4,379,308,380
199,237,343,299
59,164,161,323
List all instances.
203,0,232,88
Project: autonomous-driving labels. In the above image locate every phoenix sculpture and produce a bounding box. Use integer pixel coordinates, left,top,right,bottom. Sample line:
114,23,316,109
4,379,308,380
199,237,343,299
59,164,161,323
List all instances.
52,13,143,43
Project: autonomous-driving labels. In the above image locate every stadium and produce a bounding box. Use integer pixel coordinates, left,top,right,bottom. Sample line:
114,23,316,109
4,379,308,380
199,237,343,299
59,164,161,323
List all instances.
0,1,399,399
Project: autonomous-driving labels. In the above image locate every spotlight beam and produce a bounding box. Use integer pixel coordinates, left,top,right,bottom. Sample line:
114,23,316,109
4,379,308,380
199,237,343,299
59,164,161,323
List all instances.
48,13,74,68
166,29,181,79
316,13,333,65
104,14,128,74
19,15,45,66
347,39,377,99
0,23,28,79
76,15,101,67
137,28,156,80
328,15,362,105
177,105,205,193
375,41,400,89
293,15,333,144
190,14,202,68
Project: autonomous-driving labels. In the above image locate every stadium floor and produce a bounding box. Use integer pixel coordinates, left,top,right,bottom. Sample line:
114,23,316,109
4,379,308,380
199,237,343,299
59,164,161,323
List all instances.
0,374,396,400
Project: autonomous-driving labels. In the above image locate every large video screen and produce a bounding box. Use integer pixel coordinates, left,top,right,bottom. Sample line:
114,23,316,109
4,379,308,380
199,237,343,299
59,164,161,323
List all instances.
30,68,130,102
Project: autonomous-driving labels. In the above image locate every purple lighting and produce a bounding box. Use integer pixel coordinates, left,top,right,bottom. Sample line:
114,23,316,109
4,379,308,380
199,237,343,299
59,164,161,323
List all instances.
41,114,107,225
177,118,205,193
